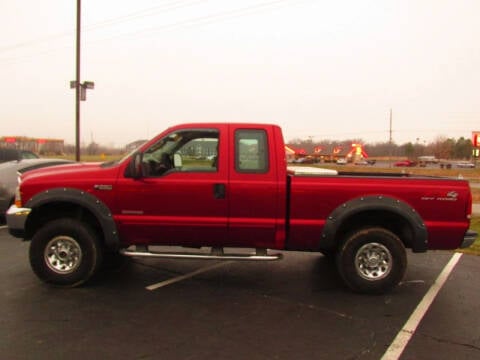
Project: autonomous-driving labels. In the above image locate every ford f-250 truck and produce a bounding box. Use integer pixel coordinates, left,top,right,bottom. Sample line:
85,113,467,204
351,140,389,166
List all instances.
6,123,477,294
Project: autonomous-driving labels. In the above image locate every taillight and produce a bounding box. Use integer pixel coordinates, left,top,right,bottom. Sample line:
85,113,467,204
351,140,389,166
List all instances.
466,190,472,219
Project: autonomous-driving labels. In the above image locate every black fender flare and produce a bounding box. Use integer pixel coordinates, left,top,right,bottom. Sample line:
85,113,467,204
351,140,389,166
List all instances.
321,195,428,252
25,187,120,250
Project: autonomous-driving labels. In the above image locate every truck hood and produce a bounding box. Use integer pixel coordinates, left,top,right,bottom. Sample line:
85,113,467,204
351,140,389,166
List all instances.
17,161,125,208
21,162,115,183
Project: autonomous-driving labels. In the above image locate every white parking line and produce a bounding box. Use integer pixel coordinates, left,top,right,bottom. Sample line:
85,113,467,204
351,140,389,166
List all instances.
381,252,463,360
0,225,7,230
146,261,233,291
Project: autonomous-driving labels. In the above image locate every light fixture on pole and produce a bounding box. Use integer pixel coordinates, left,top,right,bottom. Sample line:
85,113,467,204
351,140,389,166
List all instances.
70,81,95,101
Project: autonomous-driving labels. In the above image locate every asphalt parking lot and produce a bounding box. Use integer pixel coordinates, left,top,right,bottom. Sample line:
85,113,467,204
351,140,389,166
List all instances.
0,226,479,360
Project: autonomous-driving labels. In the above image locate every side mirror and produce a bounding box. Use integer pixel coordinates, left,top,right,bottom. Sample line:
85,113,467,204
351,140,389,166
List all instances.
173,153,183,168
126,152,144,179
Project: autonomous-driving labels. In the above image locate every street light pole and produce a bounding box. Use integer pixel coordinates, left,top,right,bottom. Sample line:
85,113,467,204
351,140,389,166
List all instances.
75,0,81,161
388,108,393,167
71,0,94,161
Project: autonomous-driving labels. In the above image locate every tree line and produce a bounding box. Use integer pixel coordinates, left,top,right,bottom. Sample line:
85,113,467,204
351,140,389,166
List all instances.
69,135,475,160
288,136,475,160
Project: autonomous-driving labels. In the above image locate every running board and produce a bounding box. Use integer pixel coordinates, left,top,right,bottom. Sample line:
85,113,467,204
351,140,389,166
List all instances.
120,246,283,261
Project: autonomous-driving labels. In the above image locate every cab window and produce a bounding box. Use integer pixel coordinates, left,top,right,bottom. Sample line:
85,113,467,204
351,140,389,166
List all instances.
142,129,219,176
235,129,268,173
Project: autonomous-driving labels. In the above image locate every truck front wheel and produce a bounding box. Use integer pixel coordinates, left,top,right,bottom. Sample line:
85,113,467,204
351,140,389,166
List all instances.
336,227,407,294
29,219,103,287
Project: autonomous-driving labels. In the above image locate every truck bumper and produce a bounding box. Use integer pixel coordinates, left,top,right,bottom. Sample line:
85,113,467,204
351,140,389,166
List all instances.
6,205,31,239
460,230,478,249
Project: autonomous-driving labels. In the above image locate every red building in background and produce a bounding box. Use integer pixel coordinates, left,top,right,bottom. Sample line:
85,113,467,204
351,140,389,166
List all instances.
0,136,64,155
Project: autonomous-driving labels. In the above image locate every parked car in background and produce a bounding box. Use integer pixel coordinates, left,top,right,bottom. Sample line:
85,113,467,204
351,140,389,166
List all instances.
0,148,39,163
336,158,347,165
354,160,368,165
456,161,475,168
418,156,439,164
394,159,416,167
0,159,73,219
293,157,315,164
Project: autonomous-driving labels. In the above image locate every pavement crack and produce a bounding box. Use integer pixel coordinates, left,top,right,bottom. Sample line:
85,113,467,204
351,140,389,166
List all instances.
259,293,354,320
131,259,188,277
417,332,480,352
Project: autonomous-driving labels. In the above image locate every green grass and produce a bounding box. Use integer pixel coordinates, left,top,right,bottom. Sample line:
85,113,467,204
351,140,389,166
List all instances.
55,154,124,162
458,216,480,256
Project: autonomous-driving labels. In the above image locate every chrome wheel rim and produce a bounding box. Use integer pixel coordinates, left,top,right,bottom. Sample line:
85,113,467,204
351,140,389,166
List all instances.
355,242,392,281
44,236,82,274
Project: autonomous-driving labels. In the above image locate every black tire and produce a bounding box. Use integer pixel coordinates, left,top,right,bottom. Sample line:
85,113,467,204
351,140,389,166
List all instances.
336,227,407,294
29,218,103,287
102,249,131,271
319,248,337,261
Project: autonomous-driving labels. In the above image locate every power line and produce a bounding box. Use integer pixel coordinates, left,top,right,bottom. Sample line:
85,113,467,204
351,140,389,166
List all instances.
0,32,72,54
0,0,310,65
95,0,306,42
85,0,208,31
0,0,206,54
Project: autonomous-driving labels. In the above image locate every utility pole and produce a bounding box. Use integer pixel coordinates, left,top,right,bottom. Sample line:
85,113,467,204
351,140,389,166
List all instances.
71,0,94,161
389,109,393,167
75,0,81,161
389,108,393,145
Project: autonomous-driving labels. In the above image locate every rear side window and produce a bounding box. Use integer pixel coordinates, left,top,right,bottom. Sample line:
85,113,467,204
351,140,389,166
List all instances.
235,129,269,173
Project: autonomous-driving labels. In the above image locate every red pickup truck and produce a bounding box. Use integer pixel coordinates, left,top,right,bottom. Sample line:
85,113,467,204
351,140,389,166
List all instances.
6,123,477,294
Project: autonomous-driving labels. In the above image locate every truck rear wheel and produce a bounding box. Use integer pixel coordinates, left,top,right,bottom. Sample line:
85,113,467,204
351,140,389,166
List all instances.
336,227,406,294
29,218,103,287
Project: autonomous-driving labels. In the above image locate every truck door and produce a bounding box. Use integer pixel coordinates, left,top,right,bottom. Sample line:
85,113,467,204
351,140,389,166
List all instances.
227,126,285,249
116,126,228,247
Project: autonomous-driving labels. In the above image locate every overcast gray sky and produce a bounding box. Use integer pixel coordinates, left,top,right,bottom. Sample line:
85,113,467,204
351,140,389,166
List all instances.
1,0,479,147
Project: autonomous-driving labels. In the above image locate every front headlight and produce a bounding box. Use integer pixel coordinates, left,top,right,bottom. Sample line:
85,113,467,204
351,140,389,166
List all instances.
14,186,22,208
14,172,23,208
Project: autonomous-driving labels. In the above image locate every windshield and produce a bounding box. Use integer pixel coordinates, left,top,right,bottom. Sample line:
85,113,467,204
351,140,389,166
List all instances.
103,141,148,168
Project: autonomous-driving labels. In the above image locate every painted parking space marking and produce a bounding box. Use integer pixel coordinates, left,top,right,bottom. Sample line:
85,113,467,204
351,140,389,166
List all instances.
381,252,463,360
0,226,7,230
146,261,233,291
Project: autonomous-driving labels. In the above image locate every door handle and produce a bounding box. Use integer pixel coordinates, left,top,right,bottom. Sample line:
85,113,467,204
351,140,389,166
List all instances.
213,183,226,199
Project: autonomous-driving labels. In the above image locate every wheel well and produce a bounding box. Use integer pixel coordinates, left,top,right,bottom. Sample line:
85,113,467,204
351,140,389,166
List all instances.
25,202,104,244
331,210,414,251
